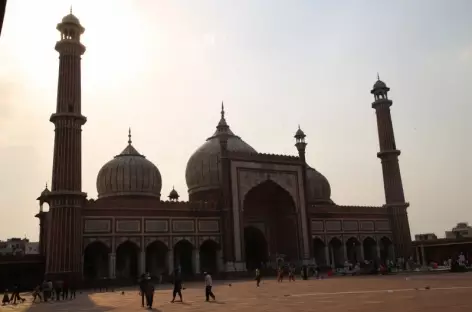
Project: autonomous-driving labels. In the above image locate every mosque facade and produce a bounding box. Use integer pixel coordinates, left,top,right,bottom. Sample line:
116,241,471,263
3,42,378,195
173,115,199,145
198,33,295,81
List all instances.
35,13,412,282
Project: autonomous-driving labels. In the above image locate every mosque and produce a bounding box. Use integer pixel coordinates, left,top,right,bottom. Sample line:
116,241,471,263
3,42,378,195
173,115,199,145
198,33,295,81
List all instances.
35,12,412,282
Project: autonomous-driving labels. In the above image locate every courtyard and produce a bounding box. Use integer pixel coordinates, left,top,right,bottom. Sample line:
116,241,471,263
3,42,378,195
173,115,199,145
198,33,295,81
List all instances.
4,273,472,312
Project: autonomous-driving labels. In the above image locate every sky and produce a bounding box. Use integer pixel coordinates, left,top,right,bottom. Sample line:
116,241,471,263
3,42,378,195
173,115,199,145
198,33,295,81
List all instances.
0,0,470,241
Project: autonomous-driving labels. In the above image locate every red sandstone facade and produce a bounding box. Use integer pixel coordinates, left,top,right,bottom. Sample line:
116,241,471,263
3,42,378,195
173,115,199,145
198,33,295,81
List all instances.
36,13,412,281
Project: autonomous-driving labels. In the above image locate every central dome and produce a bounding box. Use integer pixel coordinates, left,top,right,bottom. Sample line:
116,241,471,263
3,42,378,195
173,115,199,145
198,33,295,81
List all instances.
96,131,162,199
185,104,257,195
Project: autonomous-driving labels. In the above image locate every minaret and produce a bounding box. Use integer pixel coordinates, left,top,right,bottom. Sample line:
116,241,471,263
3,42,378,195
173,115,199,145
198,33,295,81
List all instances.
45,11,87,281
294,125,307,162
371,75,412,261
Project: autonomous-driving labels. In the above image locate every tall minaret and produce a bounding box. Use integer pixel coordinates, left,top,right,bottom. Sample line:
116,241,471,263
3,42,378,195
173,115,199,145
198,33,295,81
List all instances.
371,75,412,261
45,11,87,281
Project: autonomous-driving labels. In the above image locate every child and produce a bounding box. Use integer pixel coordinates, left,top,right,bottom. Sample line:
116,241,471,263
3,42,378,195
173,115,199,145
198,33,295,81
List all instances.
2,289,10,305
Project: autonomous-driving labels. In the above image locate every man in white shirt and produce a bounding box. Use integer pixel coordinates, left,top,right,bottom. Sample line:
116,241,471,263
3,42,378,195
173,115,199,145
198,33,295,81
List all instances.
204,272,216,302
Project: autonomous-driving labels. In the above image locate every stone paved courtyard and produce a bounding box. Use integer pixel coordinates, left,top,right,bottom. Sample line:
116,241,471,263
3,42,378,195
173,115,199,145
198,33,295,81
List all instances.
3,273,472,312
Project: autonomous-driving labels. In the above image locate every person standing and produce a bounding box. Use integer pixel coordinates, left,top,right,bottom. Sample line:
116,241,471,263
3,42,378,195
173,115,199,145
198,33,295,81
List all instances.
255,268,261,287
145,280,155,309
2,289,10,305
62,279,69,300
204,272,216,302
171,269,183,303
139,274,148,308
32,284,42,303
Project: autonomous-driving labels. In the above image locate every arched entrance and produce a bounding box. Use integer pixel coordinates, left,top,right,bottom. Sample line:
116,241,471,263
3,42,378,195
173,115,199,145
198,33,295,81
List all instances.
200,240,220,274
380,237,394,263
83,241,109,280
328,238,343,267
363,237,377,261
244,226,268,270
312,238,327,266
116,241,139,279
146,240,168,277
346,237,361,263
243,180,298,266
174,240,193,277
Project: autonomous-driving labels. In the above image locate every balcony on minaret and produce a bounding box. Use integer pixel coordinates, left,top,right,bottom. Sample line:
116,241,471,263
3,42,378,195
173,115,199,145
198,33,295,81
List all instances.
55,11,86,55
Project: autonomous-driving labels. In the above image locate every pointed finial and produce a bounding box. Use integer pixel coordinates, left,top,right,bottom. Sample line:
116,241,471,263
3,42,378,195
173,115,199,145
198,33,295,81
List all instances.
377,72,380,80
70,5,73,14
172,185,175,190
128,127,132,145
298,124,301,130
45,182,48,189
221,101,225,119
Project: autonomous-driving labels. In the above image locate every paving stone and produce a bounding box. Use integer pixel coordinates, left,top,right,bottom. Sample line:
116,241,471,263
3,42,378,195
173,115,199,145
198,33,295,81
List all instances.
4,273,472,311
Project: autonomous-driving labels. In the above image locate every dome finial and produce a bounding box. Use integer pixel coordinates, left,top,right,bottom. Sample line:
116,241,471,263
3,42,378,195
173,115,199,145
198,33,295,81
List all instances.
128,127,132,145
377,72,380,81
221,101,225,119
45,182,48,189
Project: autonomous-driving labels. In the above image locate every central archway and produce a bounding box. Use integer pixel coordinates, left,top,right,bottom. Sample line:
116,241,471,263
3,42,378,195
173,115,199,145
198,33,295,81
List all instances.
83,241,109,280
244,226,268,270
243,179,298,266
174,240,193,277
146,240,168,278
116,241,139,279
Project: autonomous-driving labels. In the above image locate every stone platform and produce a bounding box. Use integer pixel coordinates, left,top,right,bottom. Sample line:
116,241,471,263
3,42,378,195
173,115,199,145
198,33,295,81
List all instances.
4,273,472,311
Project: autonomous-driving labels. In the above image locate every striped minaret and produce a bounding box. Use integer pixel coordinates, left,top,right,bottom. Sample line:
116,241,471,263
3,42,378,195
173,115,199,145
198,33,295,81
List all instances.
371,75,412,262
45,11,87,282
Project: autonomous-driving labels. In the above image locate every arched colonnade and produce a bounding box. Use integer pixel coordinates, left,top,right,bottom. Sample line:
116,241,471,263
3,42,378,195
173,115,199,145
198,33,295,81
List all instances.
82,237,223,280
311,235,395,268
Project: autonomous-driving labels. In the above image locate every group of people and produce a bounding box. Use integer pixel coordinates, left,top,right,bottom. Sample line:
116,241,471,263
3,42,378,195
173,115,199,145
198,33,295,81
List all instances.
138,269,217,309
2,284,25,305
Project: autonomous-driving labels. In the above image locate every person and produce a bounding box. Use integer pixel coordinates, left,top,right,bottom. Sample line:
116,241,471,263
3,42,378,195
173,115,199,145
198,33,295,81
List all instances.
255,268,261,287
69,278,77,300
204,272,216,302
277,267,284,282
145,280,155,309
288,265,295,282
47,280,53,300
139,273,150,307
62,279,69,300
54,279,63,301
171,269,183,303
10,284,25,304
2,289,10,305
32,284,42,303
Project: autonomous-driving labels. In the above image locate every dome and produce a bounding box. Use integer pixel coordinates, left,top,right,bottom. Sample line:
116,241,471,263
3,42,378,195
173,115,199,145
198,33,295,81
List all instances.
168,187,180,201
305,166,332,203
96,131,162,199
62,13,81,25
185,104,257,195
373,79,387,90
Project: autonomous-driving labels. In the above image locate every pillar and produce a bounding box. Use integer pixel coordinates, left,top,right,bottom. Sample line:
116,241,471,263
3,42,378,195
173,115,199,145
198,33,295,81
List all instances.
217,249,224,272
139,251,146,275
324,245,330,266
343,243,348,262
193,248,200,274
420,245,426,266
376,244,381,260
330,246,335,268
108,253,116,279
167,249,174,274
359,245,364,262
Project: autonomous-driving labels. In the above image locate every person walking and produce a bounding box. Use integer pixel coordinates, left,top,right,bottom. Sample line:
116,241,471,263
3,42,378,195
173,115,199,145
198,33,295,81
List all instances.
32,284,42,303
2,289,10,305
255,268,261,287
204,272,216,302
139,273,150,307
171,269,183,303
145,280,155,309
10,284,25,304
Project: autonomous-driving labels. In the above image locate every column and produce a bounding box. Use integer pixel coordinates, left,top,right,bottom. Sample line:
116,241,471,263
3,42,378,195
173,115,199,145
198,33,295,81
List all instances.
193,248,200,274
359,245,365,262
167,249,174,274
324,245,330,266
217,249,224,272
108,253,116,279
330,247,335,268
139,251,146,275
343,243,348,262
376,244,381,260
420,245,426,266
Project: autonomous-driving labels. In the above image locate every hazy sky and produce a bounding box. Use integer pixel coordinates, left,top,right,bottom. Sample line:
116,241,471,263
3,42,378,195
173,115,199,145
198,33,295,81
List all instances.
0,0,470,241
